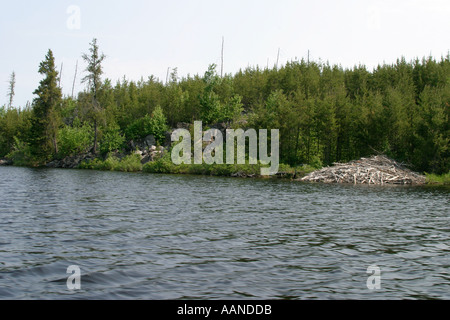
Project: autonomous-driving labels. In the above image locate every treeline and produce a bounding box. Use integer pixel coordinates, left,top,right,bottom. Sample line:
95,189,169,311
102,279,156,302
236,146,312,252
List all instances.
0,39,449,173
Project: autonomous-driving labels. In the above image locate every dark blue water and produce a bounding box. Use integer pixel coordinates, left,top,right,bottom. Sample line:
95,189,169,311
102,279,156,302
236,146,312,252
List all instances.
0,166,449,299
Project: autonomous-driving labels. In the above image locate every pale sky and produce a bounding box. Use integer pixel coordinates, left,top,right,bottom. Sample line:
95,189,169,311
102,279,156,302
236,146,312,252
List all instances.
1,0,449,108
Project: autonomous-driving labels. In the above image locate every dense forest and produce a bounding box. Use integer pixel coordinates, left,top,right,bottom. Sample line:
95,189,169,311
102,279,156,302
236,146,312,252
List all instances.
1,39,449,174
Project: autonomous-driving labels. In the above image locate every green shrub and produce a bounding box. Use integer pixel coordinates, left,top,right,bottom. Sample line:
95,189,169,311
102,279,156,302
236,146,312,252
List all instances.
231,163,262,176
6,137,38,166
143,154,289,178
149,105,169,145
115,154,142,172
100,124,125,155
79,157,114,170
298,164,317,174
125,106,168,145
125,114,153,141
0,135,7,158
209,164,233,176
58,122,93,158
309,155,323,169
143,152,176,174
426,172,450,185
79,154,142,172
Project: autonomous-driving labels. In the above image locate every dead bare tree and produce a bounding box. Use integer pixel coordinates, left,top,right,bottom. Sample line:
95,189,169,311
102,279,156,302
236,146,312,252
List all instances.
72,60,78,99
7,71,16,109
221,36,224,77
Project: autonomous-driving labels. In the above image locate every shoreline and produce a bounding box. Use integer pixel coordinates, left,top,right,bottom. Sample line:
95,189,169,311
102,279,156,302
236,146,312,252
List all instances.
2,158,448,186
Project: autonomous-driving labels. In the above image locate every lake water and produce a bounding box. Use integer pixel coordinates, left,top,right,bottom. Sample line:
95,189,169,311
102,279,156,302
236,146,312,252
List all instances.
0,166,448,300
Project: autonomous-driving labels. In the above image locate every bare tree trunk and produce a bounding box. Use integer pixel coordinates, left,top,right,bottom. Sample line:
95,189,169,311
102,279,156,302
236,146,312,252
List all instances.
59,62,63,88
8,71,16,109
72,60,78,99
93,118,98,154
295,125,300,163
221,36,224,77
276,48,280,70
307,127,311,164
53,135,58,155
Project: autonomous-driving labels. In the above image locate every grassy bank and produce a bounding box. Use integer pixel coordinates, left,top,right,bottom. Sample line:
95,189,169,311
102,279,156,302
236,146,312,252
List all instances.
5,153,448,186
79,154,143,172
141,153,316,178
77,152,316,178
425,172,450,185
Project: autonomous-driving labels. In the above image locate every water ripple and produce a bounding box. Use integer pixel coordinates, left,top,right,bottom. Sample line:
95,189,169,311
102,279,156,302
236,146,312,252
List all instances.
0,166,449,299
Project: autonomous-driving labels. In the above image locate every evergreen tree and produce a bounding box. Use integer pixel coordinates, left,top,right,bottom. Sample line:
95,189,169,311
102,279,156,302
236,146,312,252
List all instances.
1,49,448,174
199,64,222,124
82,38,106,154
30,49,62,161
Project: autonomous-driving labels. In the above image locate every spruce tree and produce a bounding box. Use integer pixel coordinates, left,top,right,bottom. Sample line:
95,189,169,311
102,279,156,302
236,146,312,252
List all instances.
82,38,106,154
30,49,62,161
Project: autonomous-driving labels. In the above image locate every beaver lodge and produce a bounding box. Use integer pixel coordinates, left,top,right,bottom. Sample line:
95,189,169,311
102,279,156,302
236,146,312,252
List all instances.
300,155,426,185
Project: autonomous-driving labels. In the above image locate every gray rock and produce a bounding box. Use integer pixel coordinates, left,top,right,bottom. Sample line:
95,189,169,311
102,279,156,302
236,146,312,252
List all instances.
44,152,96,169
46,160,60,168
150,151,162,161
144,135,156,148
0,159,12,166
164,131,173,148
141,154,152,165
135,150,143,157
176,122,190,130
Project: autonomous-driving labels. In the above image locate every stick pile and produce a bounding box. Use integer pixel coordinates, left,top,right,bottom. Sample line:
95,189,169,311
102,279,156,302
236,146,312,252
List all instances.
300,155,426,185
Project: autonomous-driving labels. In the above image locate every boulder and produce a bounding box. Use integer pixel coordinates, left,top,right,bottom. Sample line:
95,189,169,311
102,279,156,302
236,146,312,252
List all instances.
135,150,143,157
0,159,12,166
128,140,136,151
46,160,59,168
150,151,162,161
164,131,172,148
144,135,156,148
176,122,190,130
141,154,152,165
45,152,96,169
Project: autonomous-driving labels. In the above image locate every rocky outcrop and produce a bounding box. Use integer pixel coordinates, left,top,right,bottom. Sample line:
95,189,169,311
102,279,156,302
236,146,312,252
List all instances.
135,146,166,165
176,122,191,130
41,124,229,170
128,135,156,151
231,172,257,178
128,132,173,152
46,152,96,169
0,159,12,166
